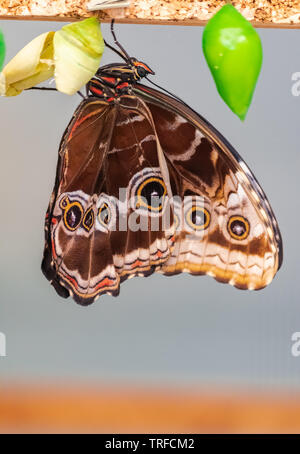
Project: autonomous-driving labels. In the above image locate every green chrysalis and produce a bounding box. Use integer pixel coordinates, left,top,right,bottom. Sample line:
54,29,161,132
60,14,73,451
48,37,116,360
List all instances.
202,4,263,120
0,29,6,70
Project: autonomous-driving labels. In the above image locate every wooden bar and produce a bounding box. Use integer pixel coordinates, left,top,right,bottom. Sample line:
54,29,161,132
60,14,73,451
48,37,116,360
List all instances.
0,1,299,28
1,16,300,29
0,383,300,433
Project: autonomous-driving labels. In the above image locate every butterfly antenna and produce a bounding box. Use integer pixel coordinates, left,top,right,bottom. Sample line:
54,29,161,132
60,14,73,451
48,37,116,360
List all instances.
26,86,85,99
25,87,57,92
110,19,132,63
104,39,128,62
145,77,190,109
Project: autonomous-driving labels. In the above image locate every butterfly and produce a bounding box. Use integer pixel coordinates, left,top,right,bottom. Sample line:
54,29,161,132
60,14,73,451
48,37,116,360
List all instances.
42,23,283,305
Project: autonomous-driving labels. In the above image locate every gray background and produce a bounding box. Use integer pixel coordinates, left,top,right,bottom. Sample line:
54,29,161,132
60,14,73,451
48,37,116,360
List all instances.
0,20,299,390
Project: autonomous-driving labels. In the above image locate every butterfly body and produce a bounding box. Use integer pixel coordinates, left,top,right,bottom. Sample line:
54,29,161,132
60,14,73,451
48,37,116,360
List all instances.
42,55,282,305
86,60,154,101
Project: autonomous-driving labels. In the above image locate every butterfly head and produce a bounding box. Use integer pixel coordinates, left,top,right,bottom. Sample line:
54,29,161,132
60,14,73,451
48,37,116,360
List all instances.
104,20,155,82
131,59,155,79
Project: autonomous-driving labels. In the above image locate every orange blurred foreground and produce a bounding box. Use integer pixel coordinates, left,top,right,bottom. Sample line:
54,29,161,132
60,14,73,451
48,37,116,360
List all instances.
0,383,300,434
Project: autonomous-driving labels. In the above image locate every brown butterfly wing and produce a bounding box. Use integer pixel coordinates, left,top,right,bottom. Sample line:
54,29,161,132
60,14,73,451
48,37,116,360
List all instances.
42,96,174,305
42,99,119,304
107,96,174,281
134,84,282,290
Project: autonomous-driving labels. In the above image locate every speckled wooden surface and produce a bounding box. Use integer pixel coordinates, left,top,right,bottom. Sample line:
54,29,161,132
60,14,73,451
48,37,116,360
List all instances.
0,1,299,27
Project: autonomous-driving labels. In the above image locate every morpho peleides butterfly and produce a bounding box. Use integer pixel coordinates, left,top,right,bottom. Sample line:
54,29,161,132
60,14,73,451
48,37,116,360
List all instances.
42,22,283,305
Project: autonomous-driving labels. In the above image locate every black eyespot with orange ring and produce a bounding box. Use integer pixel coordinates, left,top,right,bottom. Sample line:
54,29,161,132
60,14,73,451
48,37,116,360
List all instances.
227,216,250,240
136,177,167,212
98,202,111,228
186,206,210,231
62,200,84,231
82,207,95,232
59,195,70,210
